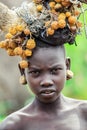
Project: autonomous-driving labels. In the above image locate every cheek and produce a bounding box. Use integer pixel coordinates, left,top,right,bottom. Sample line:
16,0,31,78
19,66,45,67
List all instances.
27,78,37,94
57,70,66,80
55,71,66,88
25,73,33,87
26,74,39,93
26,76,35,88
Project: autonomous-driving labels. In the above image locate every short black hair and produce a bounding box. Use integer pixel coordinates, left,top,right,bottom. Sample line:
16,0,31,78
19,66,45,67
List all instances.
28,38,66,60
35,27,76,47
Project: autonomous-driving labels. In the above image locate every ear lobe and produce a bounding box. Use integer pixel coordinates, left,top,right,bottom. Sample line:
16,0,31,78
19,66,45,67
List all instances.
18,63,25,75
18,64,27,85
66,57,74,80
66,57,71,70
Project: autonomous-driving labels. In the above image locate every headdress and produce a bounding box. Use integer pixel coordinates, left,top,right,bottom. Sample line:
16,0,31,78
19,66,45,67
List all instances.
0,0,87,84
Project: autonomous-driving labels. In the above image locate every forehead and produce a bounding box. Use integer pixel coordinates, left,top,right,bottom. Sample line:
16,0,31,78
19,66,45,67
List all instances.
28,46,66,67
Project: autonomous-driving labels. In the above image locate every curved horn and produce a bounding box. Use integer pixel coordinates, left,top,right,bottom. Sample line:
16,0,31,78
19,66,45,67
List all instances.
0,2,26,32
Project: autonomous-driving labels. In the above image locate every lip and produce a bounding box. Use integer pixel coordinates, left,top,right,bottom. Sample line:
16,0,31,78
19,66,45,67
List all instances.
40,88,56,93
39,88,56,97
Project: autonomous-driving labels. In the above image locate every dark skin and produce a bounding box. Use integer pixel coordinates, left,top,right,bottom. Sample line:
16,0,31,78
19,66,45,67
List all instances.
0,45,87,130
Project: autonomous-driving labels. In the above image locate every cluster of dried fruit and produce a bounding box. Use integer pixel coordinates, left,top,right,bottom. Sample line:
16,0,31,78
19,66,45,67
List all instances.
0,25,36,69
0,0,82,69
34,0,82,36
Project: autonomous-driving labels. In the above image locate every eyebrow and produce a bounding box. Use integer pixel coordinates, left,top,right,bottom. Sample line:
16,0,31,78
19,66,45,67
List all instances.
29,63,64,70
28,66,41,70
49,63,64,68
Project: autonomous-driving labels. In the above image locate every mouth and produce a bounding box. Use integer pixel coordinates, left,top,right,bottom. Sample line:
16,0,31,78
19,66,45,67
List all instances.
40,89,56,97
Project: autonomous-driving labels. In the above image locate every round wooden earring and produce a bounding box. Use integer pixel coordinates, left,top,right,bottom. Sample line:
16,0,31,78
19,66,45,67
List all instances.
19,75,27,85
66,70,74,80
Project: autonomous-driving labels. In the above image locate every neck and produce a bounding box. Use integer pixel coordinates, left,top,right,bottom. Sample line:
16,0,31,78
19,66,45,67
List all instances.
32,94,66,113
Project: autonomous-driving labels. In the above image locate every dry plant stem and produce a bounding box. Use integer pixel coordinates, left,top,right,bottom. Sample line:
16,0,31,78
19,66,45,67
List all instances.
70,0,79,4
79,0,87,4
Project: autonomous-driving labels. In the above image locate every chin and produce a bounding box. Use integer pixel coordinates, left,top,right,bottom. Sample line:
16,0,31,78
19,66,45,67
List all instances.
39,96,58,104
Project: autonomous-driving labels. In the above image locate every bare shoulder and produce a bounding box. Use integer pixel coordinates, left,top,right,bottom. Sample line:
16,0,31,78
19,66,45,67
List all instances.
64,96,87,112
0,111,21,130
0,103,33,130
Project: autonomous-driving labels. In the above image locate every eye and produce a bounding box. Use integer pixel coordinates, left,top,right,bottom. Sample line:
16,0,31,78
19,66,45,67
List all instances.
28,69,41,77
50,68,62,74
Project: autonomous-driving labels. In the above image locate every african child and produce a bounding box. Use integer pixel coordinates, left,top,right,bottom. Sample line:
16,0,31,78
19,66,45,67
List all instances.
0,0,87,130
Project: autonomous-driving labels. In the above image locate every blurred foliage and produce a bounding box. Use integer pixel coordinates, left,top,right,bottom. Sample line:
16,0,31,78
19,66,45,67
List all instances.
0,116,5,122
63,4,87,99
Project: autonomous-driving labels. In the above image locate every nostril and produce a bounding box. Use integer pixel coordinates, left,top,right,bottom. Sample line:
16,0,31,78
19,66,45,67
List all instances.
41,83,52,87
40,81,53,87
40,75,53,87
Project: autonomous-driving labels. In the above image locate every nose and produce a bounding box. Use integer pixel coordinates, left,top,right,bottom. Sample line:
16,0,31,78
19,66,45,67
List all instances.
40,75,53,87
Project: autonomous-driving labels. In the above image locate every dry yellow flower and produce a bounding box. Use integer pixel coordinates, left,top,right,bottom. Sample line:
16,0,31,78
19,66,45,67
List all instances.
61,1,70,7
24,49,32,56
5,33,13,39
14,47,23,55
24,28,30,35
8,40,17,49
65,12,71,17
0,41,8,49
51,21,59,30
68,16,77,24
74,10,80,16
0,41,4,48
76,21,82,28
9,27,17,35
36,4,43,11
49,2,56,9
47,27,55,35
54,0,61,2
54,3,62,10
51,9,57,14
16,25,24,32
33,0,42,4
58,19,66,28
20,51,26,59
58,13,66,20
26,39,36,49
7,48,15,56
19,60,28,69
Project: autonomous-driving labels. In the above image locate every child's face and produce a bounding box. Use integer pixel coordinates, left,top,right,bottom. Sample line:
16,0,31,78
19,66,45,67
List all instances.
25,46,68,103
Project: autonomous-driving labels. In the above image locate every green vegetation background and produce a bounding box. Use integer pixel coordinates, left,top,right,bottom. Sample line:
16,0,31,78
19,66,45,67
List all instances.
0,4,87,122
63,6,87,99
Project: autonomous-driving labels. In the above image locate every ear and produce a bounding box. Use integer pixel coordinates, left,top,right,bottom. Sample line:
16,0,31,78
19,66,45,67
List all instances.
18,64,27,85
18,63,25,75
66,57,74,80
66,57,71,70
